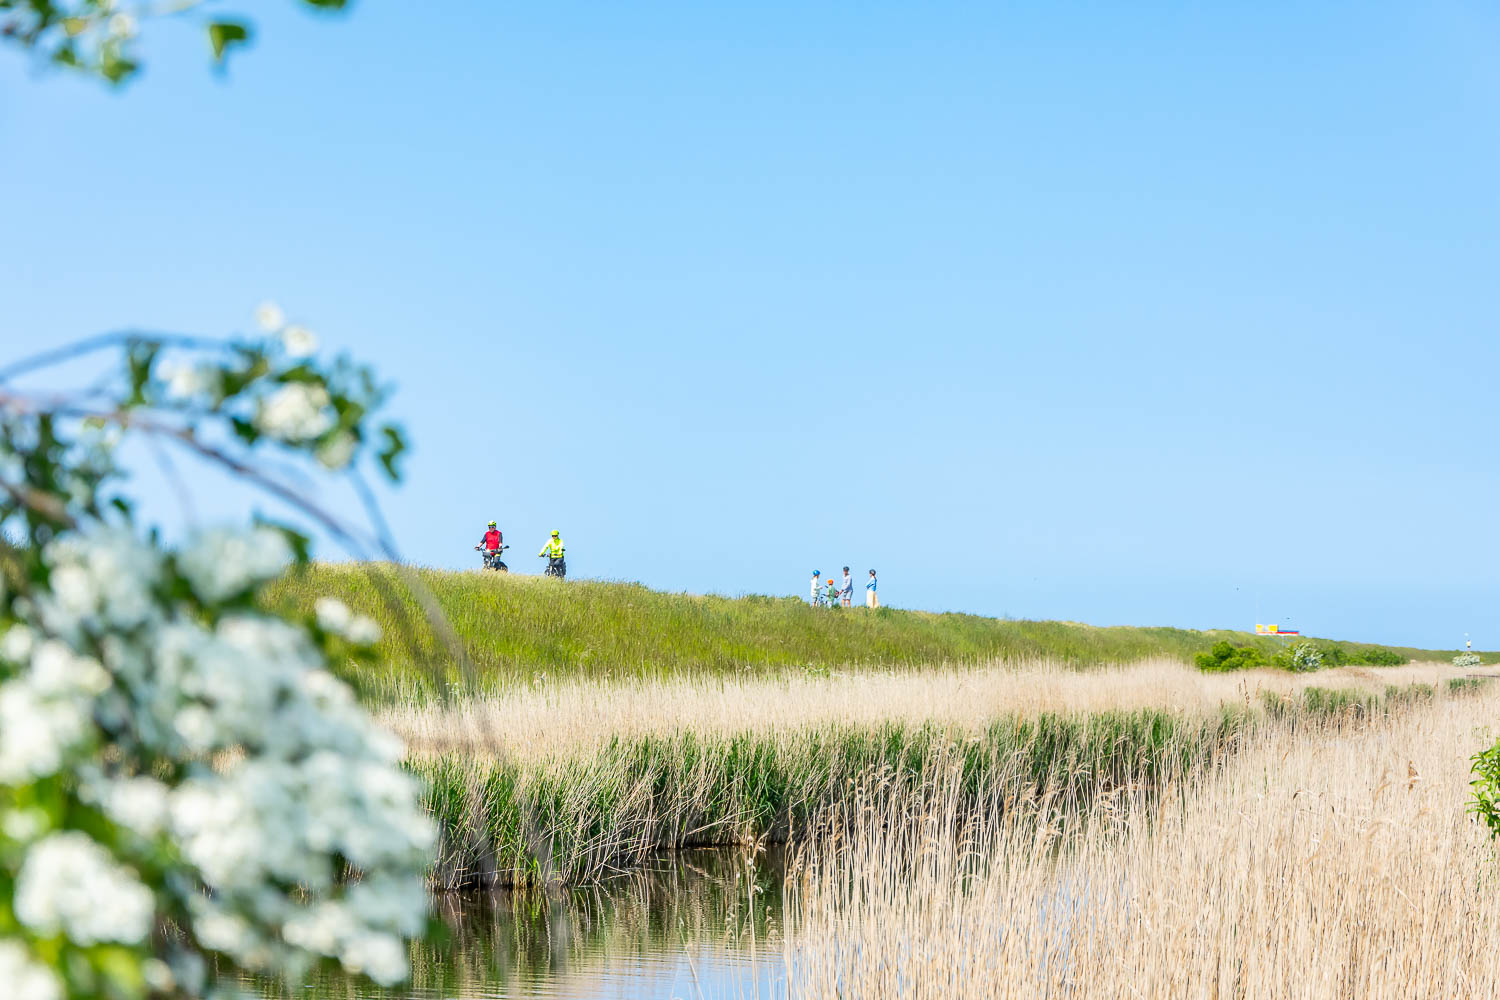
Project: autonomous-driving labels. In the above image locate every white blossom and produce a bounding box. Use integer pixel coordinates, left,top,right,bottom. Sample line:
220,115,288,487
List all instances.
255,301,286,332
101,776,171,837
281,900,355,953
107,12,137,37
177,526,293,603
34,533,163,637
340,931,409,986
315,431,357,470
46,565,96,623
346,615,382,646
2,807,50,843
255,383,335,443
0,940,62,1000
315,597,352,634
0,678,92,783
0,450,22,488
161,361,218,401
281,324,319,358
28,641,108,697
1,624,36,665
143,959,175,993
14,832,155,945
3,523,432,993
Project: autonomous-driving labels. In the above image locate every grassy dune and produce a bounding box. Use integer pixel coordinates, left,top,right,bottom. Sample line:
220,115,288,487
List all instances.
260,565,1486,697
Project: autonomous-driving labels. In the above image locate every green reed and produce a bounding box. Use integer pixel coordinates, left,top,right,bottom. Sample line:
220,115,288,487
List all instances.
409,680,1472,891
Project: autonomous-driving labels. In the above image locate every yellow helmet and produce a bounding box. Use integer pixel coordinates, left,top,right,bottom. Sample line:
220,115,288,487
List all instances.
551,530,560,537
487,520,496,527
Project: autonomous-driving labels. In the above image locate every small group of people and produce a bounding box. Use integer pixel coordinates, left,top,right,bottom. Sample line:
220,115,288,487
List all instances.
811,567,878,609
476,521,567,578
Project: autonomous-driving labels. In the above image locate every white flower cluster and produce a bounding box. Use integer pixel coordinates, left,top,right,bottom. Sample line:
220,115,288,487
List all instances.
316,597,382,645
0,634,105,784
316,431,358,470
159,361,221,402
0,939,61,1000
174,524,293,603
1289,642,1323,673
255,383,336,443
256,300,320,358
282,325,319,359
14,832,155,945
0,525,433,990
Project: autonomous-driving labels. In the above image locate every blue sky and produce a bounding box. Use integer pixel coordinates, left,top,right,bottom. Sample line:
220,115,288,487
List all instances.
4,1,1498,648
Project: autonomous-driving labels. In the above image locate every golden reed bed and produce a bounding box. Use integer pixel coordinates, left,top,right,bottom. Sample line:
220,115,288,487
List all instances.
380,658,1491,761
782,679,1500,999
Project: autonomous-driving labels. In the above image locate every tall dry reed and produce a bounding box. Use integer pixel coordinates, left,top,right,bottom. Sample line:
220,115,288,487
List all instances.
384,658,1484,762
408,666,1481,890
783,682,1500,998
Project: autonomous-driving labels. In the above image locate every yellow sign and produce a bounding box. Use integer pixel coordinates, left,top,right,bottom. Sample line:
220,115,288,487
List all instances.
1254,623,1301,637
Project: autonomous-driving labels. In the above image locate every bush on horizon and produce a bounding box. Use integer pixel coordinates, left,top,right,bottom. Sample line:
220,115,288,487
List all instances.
1195,641,1269,673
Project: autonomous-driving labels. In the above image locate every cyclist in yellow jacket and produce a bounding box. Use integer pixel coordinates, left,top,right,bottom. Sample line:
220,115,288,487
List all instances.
538,530,566,579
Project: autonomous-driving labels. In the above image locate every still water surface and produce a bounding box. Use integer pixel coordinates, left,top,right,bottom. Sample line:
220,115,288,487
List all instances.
259,848,787,1000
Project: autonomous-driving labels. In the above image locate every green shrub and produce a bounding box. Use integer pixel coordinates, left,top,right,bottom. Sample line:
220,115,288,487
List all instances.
1318,645,1348,668
1310,644,1407,668
1472,737,1500,839
1286,642,1323,673
1195,640,1268,673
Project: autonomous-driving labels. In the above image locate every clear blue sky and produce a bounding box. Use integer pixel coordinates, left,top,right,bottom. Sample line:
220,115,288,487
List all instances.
4,1,1498,648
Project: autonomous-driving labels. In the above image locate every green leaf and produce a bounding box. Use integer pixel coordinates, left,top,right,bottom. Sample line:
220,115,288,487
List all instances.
100,53,139,85
221,352,270,398
301,0,350,8
376,424,407,482
125,340,160,407
207,20,252,62
275,364,320,385
230,417,259,445
92,945,145,994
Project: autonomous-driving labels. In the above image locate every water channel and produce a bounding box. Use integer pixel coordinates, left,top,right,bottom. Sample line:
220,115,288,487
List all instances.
257,848,788,1000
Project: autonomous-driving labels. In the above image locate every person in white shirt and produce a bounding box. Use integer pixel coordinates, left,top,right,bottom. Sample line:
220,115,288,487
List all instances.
840,567,853,608
810,570,822,607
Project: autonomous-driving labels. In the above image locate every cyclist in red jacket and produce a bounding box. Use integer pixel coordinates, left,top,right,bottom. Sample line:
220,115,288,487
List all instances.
479,520,502,551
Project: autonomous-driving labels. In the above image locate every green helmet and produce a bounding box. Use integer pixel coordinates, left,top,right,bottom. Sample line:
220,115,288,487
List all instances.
487,521,496,527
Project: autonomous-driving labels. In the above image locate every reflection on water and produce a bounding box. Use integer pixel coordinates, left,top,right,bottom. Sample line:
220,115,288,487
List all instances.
258,848,787,999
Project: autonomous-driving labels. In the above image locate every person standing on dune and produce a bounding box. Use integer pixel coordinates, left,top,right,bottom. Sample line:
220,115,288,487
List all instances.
840,567,854,607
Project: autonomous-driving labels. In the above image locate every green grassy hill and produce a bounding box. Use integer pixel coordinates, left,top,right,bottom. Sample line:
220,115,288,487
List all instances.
259,565,1492,700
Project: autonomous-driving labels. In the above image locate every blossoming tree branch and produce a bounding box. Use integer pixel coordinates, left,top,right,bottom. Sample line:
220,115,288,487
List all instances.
1,0,352,83
0,311,437,998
